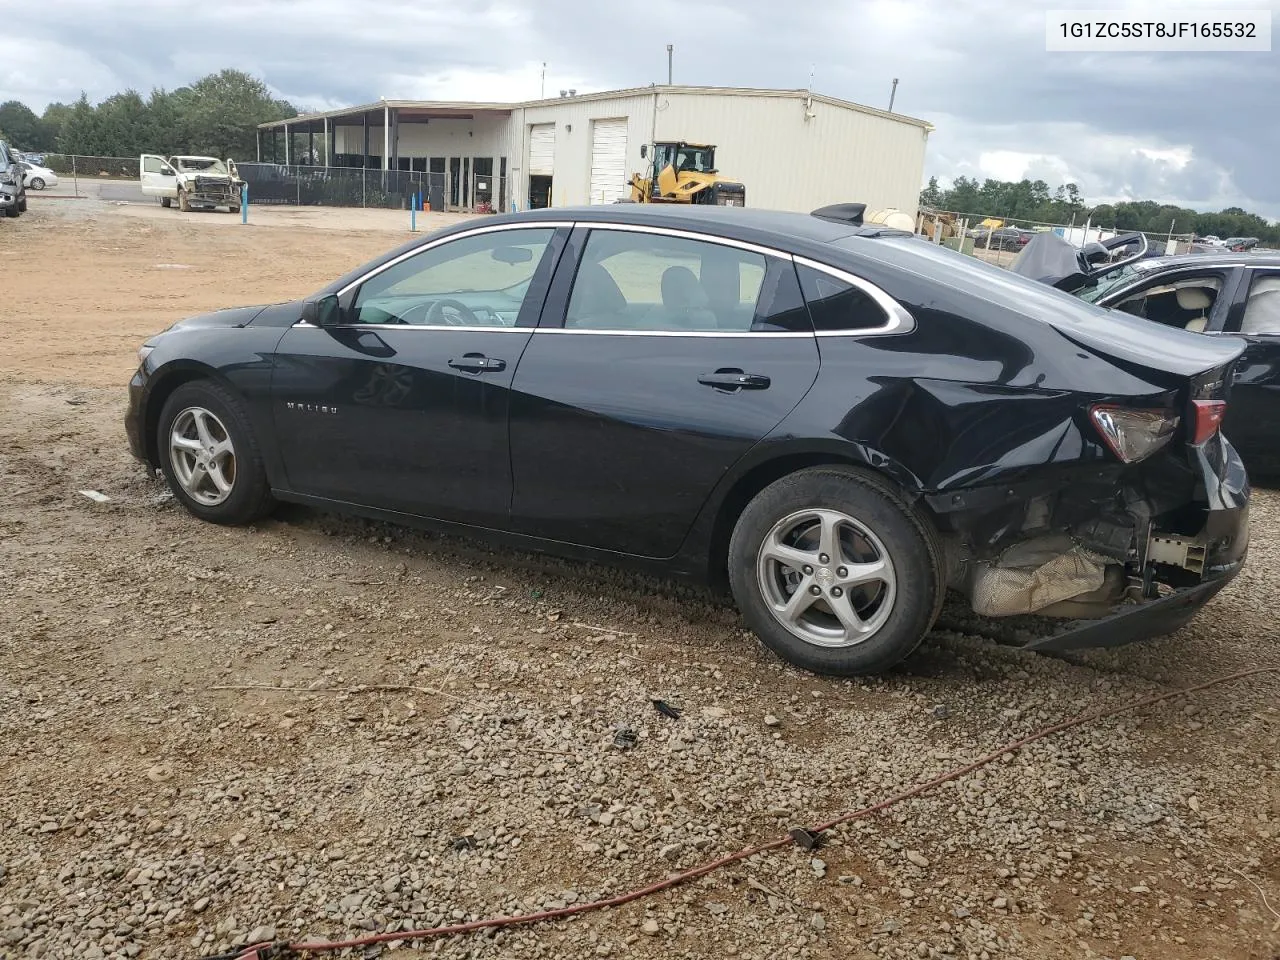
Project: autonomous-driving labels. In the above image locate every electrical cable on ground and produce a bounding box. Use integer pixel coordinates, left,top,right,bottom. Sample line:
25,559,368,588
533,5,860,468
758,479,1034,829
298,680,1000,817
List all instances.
212,664,1279,960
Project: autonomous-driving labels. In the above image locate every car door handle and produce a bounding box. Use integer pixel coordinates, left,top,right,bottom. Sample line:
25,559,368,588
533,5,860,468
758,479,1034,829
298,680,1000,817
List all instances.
448,355,506,373
698,370,771,391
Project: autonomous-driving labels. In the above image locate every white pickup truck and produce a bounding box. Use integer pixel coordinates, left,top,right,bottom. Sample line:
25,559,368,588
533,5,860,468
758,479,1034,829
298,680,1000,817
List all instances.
140,154,244,212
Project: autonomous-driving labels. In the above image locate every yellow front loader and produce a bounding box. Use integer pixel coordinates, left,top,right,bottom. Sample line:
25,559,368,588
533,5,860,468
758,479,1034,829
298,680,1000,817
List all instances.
627,141,745,206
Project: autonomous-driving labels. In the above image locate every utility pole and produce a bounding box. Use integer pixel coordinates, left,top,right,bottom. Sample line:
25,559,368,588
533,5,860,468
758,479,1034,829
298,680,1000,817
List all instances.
541,62,546,99
888,78,899,112
667,44,673,85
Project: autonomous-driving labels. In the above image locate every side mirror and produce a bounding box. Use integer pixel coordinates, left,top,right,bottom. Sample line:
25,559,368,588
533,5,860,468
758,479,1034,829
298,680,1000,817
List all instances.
640,144,647,158
161,166,175,177
301,295,342,327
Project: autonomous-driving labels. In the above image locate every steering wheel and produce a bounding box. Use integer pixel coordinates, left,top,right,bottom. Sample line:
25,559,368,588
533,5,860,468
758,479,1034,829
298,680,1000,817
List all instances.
426,298,480,326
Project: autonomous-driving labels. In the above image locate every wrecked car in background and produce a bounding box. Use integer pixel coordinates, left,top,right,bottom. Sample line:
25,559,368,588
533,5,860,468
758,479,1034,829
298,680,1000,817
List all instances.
139,154,243,212
1014,229,1280,479
125,204,1249,676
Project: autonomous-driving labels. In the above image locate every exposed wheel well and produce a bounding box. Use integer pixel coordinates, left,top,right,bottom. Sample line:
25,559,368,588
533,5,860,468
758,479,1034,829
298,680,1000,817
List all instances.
704,453,931,592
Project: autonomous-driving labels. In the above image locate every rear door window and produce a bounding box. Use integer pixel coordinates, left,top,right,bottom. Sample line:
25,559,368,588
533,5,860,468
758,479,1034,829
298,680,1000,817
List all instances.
565,230,768,332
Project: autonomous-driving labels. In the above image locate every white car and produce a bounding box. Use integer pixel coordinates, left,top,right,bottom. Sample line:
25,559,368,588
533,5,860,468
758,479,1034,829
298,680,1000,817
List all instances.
20,163,58,190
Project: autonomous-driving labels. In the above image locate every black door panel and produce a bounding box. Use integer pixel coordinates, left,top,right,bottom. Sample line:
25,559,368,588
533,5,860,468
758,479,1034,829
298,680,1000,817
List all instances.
508,332,819,556
1224,337,1280,476
271,326,530,524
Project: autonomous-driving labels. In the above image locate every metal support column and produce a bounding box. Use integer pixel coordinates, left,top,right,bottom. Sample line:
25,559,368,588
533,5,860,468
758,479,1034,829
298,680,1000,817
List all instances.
284,123,290,165
390,109,400,171
255,129,261,162
323,117,330,167
362,113,370,167
308,129,314,166
383,105,390,171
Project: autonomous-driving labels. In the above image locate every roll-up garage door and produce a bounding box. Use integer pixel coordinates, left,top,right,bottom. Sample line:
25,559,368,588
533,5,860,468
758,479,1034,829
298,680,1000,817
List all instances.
588,119,628,204
528,124,556,176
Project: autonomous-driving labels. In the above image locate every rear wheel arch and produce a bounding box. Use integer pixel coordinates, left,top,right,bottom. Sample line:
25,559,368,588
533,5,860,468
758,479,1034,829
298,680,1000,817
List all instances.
702,445,929,590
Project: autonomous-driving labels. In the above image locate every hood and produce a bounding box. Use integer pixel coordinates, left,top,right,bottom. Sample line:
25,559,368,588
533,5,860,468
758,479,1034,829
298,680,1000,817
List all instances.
1011,230,1149,294
167,305,267,332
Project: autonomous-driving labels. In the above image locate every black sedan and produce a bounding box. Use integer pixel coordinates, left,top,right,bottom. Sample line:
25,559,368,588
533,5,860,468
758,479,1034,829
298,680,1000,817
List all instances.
126,203,1249,676
1014,232,1280,478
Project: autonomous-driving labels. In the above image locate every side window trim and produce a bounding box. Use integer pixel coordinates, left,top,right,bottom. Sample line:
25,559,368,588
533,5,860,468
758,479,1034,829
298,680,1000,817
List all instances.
793,255,916,336
324,223,571,330
334,222,575,299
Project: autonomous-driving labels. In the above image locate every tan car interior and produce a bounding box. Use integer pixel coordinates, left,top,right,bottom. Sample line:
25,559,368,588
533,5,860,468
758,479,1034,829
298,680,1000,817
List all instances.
1241,276,1280,335
1115,276,1221,333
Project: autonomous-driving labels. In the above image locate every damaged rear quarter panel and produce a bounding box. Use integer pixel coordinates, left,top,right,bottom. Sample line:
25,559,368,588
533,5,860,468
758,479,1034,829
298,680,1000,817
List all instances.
793,297,1181,498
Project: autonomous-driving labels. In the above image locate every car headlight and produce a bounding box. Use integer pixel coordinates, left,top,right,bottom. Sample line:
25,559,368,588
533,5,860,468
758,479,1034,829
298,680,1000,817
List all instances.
137,345,155,366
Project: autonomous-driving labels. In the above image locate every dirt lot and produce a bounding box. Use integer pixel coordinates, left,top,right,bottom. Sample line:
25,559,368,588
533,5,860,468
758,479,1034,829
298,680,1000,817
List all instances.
1,196,1278,960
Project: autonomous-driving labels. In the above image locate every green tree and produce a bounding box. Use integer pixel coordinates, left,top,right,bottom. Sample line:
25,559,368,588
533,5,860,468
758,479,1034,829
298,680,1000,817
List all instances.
0,101,53,151
919,175,943,208
182,69,295,159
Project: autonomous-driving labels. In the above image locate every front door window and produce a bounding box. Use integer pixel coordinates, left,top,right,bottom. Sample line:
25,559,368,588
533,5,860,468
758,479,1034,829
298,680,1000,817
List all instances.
351,228,557,327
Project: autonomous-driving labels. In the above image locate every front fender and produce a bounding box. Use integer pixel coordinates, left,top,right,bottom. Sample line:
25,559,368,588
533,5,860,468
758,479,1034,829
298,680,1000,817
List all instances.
132,326,288,485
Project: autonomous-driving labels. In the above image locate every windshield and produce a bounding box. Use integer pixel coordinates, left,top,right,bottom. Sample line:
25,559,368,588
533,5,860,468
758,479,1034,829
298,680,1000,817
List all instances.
175,157,229,176
1076,261,1153,303
674,147,714,173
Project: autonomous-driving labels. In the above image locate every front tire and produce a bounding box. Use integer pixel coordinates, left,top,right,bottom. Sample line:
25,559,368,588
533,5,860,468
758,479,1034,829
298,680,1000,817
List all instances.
728,466,943,676
178,189,190,212
161,197,172,208
157,381,274,525
30,177,45,190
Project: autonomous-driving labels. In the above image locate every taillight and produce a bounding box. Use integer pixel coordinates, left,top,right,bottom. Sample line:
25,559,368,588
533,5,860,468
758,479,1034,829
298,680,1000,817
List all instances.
1191,399,1227,445
1089,405,1180,463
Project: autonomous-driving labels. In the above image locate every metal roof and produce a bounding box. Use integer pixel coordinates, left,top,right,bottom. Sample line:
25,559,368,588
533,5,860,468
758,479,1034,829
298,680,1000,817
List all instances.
258,84,933,132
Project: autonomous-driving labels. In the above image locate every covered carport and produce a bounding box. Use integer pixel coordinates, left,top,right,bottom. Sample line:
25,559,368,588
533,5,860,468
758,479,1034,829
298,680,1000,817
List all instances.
256,100,514,212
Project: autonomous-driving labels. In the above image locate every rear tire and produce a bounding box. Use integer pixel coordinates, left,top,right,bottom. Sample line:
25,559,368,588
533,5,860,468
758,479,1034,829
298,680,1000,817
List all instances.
728,466,943,676
157,380,275,525
161,197,172,208
30,177,44,190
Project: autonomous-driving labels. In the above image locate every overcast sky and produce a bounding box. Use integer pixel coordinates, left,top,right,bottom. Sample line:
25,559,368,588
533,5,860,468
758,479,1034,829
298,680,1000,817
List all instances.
2,0,1277,218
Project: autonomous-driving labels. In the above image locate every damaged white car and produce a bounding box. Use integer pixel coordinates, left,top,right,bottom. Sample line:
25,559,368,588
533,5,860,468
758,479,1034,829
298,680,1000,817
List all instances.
139,154,244,212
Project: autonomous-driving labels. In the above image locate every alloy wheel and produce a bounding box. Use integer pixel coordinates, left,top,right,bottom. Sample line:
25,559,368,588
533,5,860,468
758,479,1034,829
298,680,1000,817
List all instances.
169,406,236,506
756,508,897,648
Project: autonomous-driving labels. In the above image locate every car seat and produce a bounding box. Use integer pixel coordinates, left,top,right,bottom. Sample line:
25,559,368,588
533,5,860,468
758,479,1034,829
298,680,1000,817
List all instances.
648,266,718,330
1176,286,1212,333
567,262,628,328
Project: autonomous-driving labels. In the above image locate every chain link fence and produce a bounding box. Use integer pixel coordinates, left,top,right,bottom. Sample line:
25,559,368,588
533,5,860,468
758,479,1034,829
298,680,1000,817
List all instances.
27,155,510,212
235,164,510,213
916,208,1205,268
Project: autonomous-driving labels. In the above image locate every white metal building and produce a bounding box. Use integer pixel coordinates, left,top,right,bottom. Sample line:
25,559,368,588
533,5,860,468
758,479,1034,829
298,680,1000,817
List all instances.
257,85,933,217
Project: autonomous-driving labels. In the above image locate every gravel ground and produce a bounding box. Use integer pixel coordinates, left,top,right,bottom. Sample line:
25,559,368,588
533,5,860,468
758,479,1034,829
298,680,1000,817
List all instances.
1,200,1278,960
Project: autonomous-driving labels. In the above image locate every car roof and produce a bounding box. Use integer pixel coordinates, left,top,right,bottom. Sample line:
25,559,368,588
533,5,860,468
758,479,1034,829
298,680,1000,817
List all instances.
482,204,889,247
1138,250,1280,269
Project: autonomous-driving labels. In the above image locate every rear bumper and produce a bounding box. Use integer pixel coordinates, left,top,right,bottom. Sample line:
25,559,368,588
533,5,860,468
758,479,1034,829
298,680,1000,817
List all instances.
1024,434,1250,652
1020,553,1244,652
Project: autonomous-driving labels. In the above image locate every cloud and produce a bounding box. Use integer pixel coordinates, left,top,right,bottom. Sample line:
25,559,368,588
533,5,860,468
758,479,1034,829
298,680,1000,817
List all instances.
3,0,1277,218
